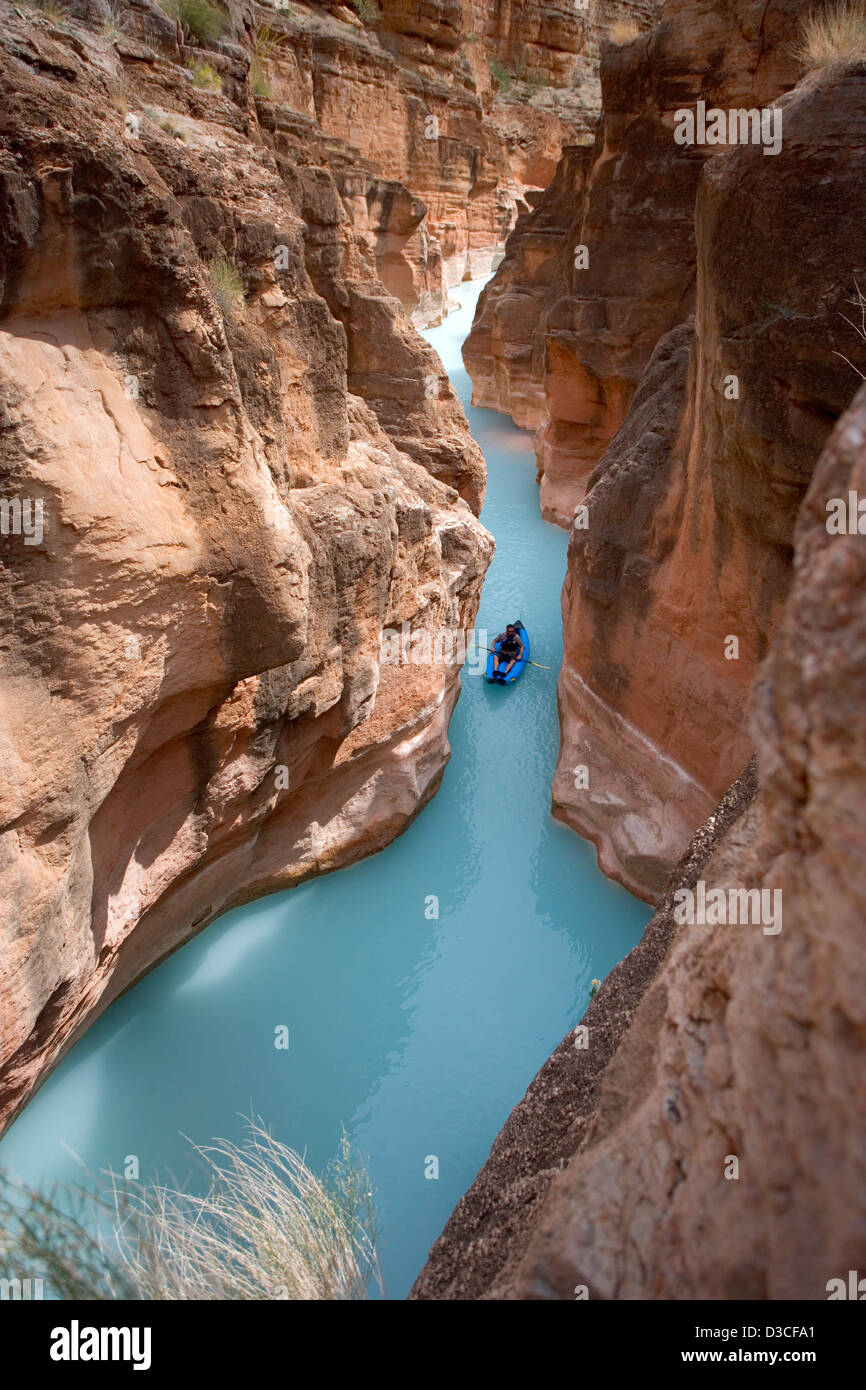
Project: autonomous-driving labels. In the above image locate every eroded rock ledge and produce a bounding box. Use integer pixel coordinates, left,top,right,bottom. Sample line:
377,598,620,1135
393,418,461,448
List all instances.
0,1,494,1134
553,64,866,901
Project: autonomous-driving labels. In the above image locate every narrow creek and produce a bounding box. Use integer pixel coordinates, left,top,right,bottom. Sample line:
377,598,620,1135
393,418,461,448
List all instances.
0,280,650,1298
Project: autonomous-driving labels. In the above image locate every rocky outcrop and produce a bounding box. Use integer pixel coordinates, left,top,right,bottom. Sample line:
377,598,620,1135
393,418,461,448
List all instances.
415,374,866,1299
553,62,866,901
0,1,493,1134
463,0,657,148
461,140,594,431
246,0,655,325
464,0,814,523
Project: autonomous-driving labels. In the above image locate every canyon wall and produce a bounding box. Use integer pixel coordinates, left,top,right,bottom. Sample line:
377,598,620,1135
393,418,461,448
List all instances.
465,0,866,900
414,374,866,1299
464,0,813,519
554,56,866,902
0,0,494,1134
248,0,655,325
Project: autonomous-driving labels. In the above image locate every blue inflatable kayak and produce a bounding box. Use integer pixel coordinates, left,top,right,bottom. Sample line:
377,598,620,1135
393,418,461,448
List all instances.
485,620,529,685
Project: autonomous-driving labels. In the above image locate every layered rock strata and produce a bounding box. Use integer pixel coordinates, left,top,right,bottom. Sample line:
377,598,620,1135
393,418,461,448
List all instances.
553,65,866,901
0,0,493,1134
464,0,814,523
248,0,655,324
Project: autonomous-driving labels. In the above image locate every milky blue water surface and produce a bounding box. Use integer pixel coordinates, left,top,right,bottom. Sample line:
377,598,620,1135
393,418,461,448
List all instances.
0,281,649,1298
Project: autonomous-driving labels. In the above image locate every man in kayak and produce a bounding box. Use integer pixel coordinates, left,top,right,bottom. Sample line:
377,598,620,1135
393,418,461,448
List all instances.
493,624,524,678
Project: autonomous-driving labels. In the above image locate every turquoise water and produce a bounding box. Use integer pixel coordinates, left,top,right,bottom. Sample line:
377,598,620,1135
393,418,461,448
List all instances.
0,281,649,1299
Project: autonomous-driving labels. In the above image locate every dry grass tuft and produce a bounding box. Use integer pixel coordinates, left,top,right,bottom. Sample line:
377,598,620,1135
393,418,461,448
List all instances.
99,2,129,39
794,1,866,69
0,1123,380,1300
208,254,244,317
161,0,228,43
23,0,72,24
250,60,272,98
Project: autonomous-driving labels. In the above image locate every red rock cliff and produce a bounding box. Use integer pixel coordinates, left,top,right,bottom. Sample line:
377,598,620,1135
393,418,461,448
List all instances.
248,0,655,325
465,0,866,899
0,0,494,1133
554,60,866,901
464,0,812,522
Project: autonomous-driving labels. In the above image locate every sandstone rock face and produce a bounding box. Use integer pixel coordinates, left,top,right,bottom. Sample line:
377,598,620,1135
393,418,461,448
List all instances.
462,141,594,431
414,379,866,1300
464,0,658,148
0,1,493,1134
463,0,813,525
554,67,866,901
246,0,655,325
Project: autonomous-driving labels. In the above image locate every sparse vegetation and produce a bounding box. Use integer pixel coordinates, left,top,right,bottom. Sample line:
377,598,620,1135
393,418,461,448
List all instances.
250,61,272,99
24,0,72,25
488,57,514,94
157,114,185,140
108,82,129,115
99,2,128,39
141,22,178,62
161,0,228,44
794,1,866,70
255,22,291,59
208,254,245,317
352,0,380,23
608,20,641,45
832,279,866,380
0,1124,379,1300
487,53,554,94
250,24,288,98
187,60,222,91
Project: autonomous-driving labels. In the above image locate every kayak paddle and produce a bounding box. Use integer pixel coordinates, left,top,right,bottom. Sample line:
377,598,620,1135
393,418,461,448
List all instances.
485,648,551,670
